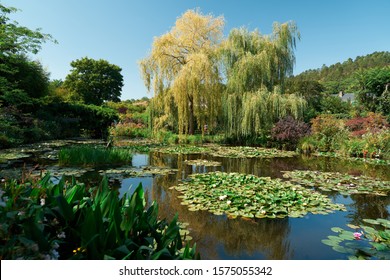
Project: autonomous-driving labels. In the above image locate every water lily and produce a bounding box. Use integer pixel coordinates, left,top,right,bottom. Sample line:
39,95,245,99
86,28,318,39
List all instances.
353,232,363,240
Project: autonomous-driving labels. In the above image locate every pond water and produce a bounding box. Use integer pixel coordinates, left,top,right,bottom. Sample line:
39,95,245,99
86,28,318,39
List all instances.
1,144,389,260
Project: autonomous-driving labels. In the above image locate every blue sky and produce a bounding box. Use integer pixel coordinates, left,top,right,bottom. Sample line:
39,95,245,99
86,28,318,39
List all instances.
3,0,390,100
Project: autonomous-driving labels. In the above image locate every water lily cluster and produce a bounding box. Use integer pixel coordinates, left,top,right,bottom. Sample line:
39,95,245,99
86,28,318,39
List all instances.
173,171,346,219
282,170,390,196
154,144,297,159
322,218,390,260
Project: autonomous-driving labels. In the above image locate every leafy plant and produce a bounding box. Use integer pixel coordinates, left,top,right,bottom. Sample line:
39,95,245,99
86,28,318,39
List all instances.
271,116,311,150
0,174,198,260
322,219,390,260
58,146,133,167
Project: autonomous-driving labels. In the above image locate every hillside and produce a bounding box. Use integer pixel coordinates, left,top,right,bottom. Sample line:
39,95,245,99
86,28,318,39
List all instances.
294,51,390,82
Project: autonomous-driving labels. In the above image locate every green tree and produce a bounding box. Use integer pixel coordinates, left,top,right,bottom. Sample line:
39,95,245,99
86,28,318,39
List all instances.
222,22,300,93
220,22,305,143
0,4,54,98
64,57,124,105
140,9,224,135
285,79,325,121
354,67,390,113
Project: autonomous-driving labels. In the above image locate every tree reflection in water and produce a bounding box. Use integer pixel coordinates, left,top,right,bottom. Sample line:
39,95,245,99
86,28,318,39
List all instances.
121,151,390,259
151,175,292,259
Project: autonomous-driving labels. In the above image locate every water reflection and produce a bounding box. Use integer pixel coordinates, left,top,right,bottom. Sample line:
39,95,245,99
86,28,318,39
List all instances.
151,175,292,259
141,151,390,259
3,146,389,259
346,195,390,225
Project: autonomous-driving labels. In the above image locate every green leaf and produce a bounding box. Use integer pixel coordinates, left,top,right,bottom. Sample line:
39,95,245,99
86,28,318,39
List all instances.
322,239,339,247
331,227,344,233
371,243,388,251
363,218,381,225
55,195,74,221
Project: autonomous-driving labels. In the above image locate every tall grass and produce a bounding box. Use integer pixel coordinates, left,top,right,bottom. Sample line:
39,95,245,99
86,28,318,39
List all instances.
58,146,133,167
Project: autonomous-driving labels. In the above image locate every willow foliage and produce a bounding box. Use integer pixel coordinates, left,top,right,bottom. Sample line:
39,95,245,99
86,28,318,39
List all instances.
222,21,300,93
140,9,224,135
224,88,306,142
221,21,304,142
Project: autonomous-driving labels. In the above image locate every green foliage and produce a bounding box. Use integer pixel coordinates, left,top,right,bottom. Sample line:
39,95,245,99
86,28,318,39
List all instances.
320,95,352,115
153,130,179,144
0,4,54,101
109,123,150,139
140,9,224,135
58,146,133,167
294,52,390,93
0,175,198,260
208,145,297,158
282,170,390,196
222,22,300,93
174,172,346,219
285,79,325,121
322,219,390,260
223,88,307,144
64,57,124,106
0,4,55,56
310,114,347,151
154,145,210,155
355,67,390,113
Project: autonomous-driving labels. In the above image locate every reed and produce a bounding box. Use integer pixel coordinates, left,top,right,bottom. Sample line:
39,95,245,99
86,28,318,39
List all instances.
58,146,133,167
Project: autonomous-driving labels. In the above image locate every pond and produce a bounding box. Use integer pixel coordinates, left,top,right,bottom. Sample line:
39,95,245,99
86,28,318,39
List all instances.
1,141,389,260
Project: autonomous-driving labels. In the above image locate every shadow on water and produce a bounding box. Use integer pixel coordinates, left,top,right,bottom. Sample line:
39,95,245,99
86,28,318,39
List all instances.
1,144,389,259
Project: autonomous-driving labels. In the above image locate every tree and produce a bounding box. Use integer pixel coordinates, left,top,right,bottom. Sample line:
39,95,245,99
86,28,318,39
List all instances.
221,22,300,93
0,4,54,56
354,66,390,113
285,79,325,121
64,57,124,105
140,9,224,135
220,22,306,143
0,4,54,98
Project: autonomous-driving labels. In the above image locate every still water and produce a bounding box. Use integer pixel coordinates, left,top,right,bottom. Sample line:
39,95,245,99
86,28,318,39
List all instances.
1,145,389,260
115,152,390,260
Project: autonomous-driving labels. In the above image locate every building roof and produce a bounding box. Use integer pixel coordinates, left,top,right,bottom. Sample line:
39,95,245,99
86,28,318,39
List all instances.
335,91,356,102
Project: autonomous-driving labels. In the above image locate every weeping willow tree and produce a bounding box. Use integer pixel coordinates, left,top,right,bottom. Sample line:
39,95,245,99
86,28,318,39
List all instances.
140,9,224,135
221,22,306,143
224,87,306,142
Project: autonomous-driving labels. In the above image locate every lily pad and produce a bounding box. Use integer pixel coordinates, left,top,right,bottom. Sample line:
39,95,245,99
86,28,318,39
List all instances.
208,145,297,159
184,159,221,166
173,171,345,219
322,219,390,260
282,170,390,196
153,145,210,155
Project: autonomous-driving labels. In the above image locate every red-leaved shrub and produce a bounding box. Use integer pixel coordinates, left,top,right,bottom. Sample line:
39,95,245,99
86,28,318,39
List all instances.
345,112,388,137
271,116,311,150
